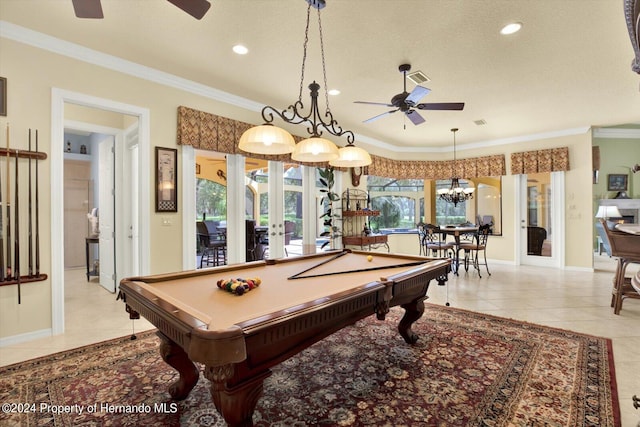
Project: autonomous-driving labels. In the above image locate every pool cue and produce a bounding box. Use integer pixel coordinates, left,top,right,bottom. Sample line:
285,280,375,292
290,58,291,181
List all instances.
5,124,11,280
28,130,33,277
35,130,39,277
287,250,348,280
14,149,20,304
288,259,430,280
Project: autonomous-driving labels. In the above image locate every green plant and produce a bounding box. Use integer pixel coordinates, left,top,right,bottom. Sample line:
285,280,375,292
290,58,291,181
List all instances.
318,167,341,250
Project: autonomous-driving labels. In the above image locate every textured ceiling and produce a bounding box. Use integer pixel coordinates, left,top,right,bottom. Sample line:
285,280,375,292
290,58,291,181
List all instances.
1,0,639,151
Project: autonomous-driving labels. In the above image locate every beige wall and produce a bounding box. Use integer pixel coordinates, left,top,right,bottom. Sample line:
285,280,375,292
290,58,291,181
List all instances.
0,36,595,340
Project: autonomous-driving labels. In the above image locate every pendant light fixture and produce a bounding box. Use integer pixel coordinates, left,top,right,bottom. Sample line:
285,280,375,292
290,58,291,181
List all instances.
437,128,474,207
238,0,371,166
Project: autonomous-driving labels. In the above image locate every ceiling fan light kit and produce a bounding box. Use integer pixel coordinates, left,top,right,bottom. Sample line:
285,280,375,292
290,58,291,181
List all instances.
239,0,371,166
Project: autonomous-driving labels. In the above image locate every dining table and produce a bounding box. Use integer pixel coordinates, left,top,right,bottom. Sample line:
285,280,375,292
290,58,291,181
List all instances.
440,225,479,275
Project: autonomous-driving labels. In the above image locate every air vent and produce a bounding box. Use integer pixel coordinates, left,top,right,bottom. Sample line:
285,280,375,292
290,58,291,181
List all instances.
474,119,487,126
406,70,430,85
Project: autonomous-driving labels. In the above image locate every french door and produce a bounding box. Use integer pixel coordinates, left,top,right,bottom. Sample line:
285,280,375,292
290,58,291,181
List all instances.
516,172,565,268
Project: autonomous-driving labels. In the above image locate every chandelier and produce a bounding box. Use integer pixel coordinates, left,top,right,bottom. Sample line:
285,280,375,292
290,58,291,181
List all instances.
437,128,474,207
238,0,371,167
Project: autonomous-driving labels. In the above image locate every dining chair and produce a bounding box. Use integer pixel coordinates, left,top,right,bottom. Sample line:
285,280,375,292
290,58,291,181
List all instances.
598,218,640,314
417,223,427,256
424,224,455,258
459,224,492,277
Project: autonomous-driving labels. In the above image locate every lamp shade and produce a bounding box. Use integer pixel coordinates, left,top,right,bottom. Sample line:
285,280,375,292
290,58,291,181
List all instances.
329,145,372,167
238,124,296,155
595,205,622,219
291,137,339,162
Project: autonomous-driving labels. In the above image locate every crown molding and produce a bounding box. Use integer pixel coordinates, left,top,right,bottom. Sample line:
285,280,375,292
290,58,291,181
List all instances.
1,20,625,153
592,126,640,139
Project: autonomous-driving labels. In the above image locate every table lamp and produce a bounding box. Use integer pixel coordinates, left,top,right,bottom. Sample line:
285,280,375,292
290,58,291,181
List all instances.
595,205,622,221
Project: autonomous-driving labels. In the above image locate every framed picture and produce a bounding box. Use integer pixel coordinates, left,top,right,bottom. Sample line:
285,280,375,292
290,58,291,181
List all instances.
0,77,6,116
607,174,627,191
155,147,178,212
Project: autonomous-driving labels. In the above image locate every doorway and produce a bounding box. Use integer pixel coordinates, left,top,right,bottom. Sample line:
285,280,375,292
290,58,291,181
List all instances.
51,88,151,335
516,172,565,268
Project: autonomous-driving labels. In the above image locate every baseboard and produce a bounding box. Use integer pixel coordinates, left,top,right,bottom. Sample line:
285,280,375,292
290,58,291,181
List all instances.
0,328,52,348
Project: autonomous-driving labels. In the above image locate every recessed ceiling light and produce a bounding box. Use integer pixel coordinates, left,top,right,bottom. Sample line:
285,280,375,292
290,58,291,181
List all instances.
232,44,249,55
328,89,340,96
500,22,522,35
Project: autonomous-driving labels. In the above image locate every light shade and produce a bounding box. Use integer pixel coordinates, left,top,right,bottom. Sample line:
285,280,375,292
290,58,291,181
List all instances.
329,145,372,167
291,137,339,162
595,205,622,219
238,124,295,155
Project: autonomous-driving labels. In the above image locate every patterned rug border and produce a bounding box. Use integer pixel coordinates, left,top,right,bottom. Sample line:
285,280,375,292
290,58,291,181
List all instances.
425,304,622,427
0,303,622,426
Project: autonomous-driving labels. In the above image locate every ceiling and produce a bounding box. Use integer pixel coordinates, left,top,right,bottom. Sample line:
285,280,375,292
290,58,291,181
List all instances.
2,0,639,152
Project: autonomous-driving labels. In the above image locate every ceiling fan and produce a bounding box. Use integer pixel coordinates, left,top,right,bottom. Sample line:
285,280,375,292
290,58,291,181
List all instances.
355,64,464,126
72,0,211,20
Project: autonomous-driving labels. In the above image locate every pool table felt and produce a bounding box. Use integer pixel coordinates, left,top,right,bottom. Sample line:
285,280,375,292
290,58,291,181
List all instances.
129,252,441,331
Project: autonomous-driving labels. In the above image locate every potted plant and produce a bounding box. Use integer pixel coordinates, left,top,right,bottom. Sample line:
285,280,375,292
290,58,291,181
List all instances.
318,167,341,250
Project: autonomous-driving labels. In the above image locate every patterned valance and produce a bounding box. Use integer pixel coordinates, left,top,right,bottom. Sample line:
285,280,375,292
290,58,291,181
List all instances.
510,147,570,175
178,105,511,179
368,154,506,180
177,105,339,167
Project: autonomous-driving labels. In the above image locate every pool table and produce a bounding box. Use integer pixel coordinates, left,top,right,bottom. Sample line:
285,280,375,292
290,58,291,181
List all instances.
119,249,450,426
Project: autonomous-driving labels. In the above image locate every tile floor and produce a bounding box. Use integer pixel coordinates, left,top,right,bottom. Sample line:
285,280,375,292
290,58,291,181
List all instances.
1,256,639,426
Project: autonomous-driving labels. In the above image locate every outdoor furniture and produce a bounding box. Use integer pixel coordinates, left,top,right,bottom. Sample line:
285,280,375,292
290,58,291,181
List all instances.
527,226,547,255
197,221,226,268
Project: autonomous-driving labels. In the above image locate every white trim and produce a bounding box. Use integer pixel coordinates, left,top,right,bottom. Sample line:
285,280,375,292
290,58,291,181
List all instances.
51,88,151,335
0,329,52,348
593,127,640,139
181,145,196,270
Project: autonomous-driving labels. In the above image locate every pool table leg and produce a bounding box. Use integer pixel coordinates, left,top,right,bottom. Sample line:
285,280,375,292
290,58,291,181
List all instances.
205,365,271,427
398,297,426,344
157,333,199,400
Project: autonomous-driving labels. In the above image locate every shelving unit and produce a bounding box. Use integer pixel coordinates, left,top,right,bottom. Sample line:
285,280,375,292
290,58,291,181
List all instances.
341,188,389,251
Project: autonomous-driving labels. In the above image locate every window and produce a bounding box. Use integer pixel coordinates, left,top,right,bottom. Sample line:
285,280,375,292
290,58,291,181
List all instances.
435,179,470,226
196,178,227,223
367,176,423,233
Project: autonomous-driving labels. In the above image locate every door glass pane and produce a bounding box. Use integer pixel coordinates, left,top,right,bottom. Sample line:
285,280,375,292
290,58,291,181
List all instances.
526,172,551,257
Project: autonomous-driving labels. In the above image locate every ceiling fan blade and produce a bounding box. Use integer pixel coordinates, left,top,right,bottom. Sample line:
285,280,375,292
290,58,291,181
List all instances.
406,110,426,125
363,109,398,123
72,0,104,18
405,86,431,106
416,102,465,111
167,0,211,20
354,101,395,107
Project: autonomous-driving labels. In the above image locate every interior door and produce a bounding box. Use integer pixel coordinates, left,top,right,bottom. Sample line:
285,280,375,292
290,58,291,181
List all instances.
98,136,116,292
117,124,139,285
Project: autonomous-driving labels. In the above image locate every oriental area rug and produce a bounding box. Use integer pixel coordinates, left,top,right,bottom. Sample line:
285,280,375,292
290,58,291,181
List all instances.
0,304,620,427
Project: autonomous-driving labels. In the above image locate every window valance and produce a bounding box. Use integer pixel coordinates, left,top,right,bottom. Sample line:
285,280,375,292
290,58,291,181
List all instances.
510,147,570,175
178,105,514,179
367,154,506,180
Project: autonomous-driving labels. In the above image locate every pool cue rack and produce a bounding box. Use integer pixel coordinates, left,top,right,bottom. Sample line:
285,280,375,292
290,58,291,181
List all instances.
0,128,48,301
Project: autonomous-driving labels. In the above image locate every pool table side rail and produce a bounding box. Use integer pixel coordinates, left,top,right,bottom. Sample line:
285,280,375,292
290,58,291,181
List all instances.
119,280,248,366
